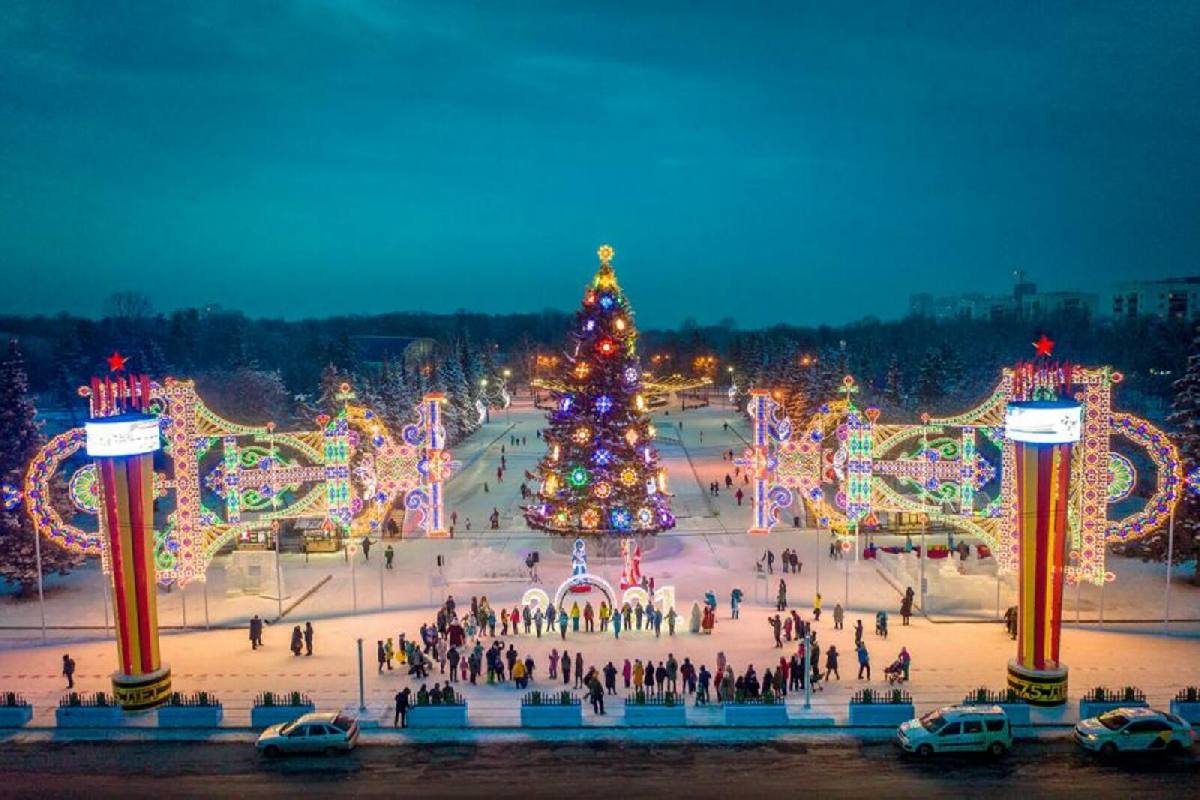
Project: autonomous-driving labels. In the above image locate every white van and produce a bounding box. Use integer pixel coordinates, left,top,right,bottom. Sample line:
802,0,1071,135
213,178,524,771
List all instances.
897,705,1013,757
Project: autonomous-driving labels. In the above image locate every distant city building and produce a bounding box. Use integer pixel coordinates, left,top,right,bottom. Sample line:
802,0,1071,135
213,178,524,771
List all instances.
1110,277,1200,322
908,273,1098,322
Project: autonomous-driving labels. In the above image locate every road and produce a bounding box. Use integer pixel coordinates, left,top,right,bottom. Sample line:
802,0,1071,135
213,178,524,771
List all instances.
0,740,1195,798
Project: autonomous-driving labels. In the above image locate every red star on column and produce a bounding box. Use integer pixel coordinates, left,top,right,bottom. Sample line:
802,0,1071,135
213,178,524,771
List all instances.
1032,334,1055,357
106,351,129,372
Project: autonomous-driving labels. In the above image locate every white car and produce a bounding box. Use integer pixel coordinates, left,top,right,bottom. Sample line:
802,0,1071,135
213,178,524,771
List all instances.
256,712,360,757
1074,707,1195,756
897,705,1013,757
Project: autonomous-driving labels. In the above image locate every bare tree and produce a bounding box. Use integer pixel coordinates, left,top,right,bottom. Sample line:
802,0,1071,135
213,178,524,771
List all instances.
105,291,154,321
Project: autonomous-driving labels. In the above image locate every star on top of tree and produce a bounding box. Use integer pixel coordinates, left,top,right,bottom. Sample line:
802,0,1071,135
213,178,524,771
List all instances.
597,244,614,264
1032,334,1055,358
106,351,129,372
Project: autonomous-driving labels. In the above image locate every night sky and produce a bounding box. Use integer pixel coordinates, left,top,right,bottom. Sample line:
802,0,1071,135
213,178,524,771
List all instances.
2,2,1198,327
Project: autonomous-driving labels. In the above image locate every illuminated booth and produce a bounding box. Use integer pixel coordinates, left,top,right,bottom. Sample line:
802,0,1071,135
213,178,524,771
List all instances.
85,373,172,710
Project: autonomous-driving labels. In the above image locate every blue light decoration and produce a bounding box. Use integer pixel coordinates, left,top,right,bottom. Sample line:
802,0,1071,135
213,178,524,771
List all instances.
560,394,574,412
599,293,615,310
610,507,632,530
1188,465,1200,498
594,395,613,415
593,448,612,466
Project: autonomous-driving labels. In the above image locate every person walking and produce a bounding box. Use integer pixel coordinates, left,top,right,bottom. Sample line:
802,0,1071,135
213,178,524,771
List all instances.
559,607,569,640
361,535,372,561
62,653,75,689
777,579,787,611
303,621,314,656
588,673,606,715
730,588,742,619
384,544,395,569
622,658,632,689
899,646,912,682
854,619,864,647
901,587,914,626
384,638,395,670
813,593,822,621
549,648,559,680
394,687,411,728
833,603,844,630
249,614,263,649
377,640,387,673
856,642,871,680
769,614,783,647
820,642,840,681
574,651,584,689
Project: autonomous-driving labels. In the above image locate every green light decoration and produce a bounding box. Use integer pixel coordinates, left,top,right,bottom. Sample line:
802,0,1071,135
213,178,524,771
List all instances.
567,465,590,488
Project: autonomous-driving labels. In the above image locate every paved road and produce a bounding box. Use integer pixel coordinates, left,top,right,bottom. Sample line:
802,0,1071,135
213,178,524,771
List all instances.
0,739,1195,798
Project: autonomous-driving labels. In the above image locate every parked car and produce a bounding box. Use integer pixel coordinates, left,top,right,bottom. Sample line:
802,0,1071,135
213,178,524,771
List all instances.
896,705,1013,757
256,712,359,757
1074,707,1194,757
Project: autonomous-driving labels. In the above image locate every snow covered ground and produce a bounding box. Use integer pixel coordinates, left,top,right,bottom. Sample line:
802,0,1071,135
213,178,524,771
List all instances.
0,397,1197,729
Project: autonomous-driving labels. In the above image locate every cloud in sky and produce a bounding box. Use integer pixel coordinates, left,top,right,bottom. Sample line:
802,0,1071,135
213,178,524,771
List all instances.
1,1,1197,327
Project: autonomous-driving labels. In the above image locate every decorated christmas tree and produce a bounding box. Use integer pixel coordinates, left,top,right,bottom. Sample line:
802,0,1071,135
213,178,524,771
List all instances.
525,246,675,535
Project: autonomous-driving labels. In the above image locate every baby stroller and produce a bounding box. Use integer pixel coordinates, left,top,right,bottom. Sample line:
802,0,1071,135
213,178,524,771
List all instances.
883,658,906,685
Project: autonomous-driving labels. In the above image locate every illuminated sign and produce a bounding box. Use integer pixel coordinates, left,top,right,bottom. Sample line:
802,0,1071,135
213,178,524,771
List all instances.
1004,401,1082,445
85,415,161,457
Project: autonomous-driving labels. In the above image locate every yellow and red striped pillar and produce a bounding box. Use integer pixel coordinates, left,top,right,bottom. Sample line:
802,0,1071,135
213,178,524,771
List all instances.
1004,399,1081,706
86,374,172,710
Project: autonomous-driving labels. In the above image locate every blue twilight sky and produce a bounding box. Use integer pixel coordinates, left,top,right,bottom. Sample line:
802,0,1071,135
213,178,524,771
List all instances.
1,2,1198,327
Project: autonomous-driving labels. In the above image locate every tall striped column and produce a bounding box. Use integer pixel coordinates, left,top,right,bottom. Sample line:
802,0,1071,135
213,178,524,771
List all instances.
1004,399,1081,706
86,375,171,711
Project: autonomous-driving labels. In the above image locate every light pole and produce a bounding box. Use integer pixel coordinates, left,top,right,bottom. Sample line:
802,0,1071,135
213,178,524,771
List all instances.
269,423,283,619
356,638,366,712
1163,503,1176,633
33,519,46,642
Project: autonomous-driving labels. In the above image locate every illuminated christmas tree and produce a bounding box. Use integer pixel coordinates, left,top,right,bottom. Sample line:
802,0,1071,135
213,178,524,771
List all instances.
525,246,675,535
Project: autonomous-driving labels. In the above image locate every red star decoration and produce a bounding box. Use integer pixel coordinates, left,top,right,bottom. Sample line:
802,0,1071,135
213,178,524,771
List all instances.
1032,334,1055,358
106,351,129,372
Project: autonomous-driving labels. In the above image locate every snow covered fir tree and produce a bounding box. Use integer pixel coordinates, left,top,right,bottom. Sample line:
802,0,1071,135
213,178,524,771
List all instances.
524,245,675,536
0,339,78,596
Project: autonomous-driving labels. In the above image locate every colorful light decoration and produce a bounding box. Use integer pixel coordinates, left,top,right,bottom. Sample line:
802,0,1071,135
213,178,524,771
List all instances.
610,507,632,530
620,468,638,487
596,337,617,358
17,378,433,585
749,366,1182,587
624,366,639,384
593,448,612,466
581,508,600,528
573,426,592,444
567,466,590,488
625,428,639,446
594,395,613,415
594,481,612,498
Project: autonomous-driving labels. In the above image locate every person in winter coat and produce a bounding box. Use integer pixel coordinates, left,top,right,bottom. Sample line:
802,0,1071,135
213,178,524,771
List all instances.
583,602,595,633
549,648,559,680
487,609,497,637
730,588,742,619
533,608,544,637
588,674,606,715
623,602,633,630
598,602,611,632
666,606,678,635
394,687,411,727
561,650,571,685
571,602,582,632
768,615,783,647
681,658,696,694
898,646,911,681
665,654,679,692
249,615,263,649
856,642,871,680
690,602,702,633
653,608,663,637
546,602,557,632
833,603,845,630
447,646,460,682
612,609,623,639
777,579,787,611
854,619,864,647
634,602,644,630
824,645,840,681
632,659,645,690
622,658,632,689
574,652,584,689
512,658,528,689
523,605,532,634
603,661,618,695
303,622,314,655
645,660,657,693
697,665,711,704
813,593,823,621
559,608,569,639
377,640,387,673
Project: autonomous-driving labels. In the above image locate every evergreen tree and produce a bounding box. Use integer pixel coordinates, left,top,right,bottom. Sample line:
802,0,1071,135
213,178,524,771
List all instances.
1142,326,1200,581
915,347,945,409
525,246,675,536
0,340,79,596
883,353,904,408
